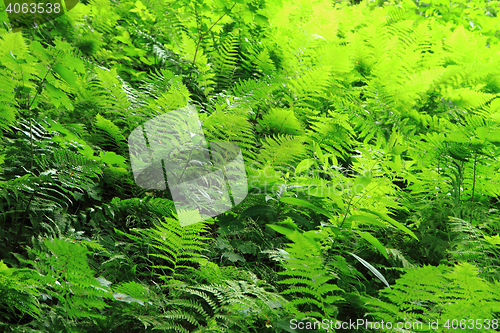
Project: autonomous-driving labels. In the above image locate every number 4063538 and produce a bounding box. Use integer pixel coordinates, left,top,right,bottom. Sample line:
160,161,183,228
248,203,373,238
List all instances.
5,2,62,14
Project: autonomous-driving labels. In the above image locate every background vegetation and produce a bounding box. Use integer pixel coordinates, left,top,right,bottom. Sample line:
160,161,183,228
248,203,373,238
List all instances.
1,0,500,331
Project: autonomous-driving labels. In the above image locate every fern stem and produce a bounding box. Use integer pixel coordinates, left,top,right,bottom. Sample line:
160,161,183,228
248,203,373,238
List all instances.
459,160,464,219
29,116,33,171
437,151,440,175
26,50,61,171
176,144,196,184
194,3,202,41
330,194,354,249
14,189,36,247
28,50,62,111
470,151,477,224
14,49,61,248
191,3,236,68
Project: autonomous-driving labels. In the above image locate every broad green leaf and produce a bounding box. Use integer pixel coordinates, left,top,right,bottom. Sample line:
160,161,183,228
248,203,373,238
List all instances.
484,234,500,245
356,231,388,259
178,209,203,227
254,14,268,25
327,191,345,210
349,252,390,289
280,197,335,219
445,131,468,143
358,208,418,240
296,158,315,174
268,224,321,252
267,224,297,239
223,251,246,263
475,127,500,143
45,82,74,111
314,142,324,162
63,53,86,74
237,242,257,255
323,154,337,168
283,212,314,229
0,260,12,276
100,151,126,168
240,205,276,219
53,63,79,90
391,146,406,155
346,214,386,228
352,173,372,196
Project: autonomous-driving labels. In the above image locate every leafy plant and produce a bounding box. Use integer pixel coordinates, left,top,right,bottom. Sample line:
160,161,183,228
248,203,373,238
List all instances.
364,262,500,332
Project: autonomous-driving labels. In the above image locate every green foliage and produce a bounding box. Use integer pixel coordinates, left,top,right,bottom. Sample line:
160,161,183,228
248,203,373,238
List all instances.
0,260,40,325
115,217,211,282
268,222,344,323
93,114,128,156
179,270,287,332
257,134,307,167
2,0,500,331
445,217,500,280
14,237,112,331
364,262,500,332
213,31,241,92
203,112,256,160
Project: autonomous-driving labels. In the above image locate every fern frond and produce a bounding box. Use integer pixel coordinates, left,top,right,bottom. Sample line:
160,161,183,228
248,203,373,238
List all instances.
366,263,500,332
124,217,211,281
203,112,256,160
93,113,128,155
90,67,148,128
258,108,304,135
181,278,285,320
0,69,17,134
26,238,113,320
231,75,284,109
447,217,500,276
288,67,331,109
213,32,240,92
444,87,497,111
87,0,119,33
257,134,307,167
307,110,355,159
269,227,344,320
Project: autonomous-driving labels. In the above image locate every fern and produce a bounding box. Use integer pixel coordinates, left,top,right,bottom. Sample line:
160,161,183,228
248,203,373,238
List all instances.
446,217,500,279
288,67,332,109
213,31,240,92
93,113,128,156
306,110,355,159
181,279,284,321
115,217,210,282
268,224,344,322
87,0,120,34
0,260,40,324
85,196,175,230
257,134,307,167
86,67,148,131
258,108,304,135
103,257,285,333
203,112,256,160
0,66,17,134
132,26,185,70
365,262,500,332
23,238,113,321
0,116,110,260
247,46,276,76
140,68,181,99
176,266,286,332
143,71,192,116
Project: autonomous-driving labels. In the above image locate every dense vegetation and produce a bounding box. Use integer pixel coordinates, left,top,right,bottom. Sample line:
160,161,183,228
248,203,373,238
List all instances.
1,0,500,331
